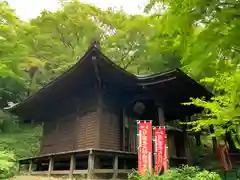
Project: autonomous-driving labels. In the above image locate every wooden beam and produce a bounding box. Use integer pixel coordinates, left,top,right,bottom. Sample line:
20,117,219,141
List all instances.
184,133,192,165
51,170,71,175
123,160,127,169
69,154,76,179
88,150,95,179
16,162,20,173
48,156,54,177
95,156,101,169
210,125,217,152
195,133,202,146
31,171,48,175
123,109,126,151
73,170,88,174
19,149,90,161
74,99,79,150
96,92,102,148
138,77,176,86
92,53,102,86
92,51,102,149
30,169,130,175
93,169,114,173
118,169,132,173
184,116,192,165
31,170,89,175
158,107,165,126
92,169,131,174
91,149,137,158
113,155,118,179
19,148,136,162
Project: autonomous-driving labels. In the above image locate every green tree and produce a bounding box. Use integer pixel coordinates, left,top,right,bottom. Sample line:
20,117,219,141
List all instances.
17,0,179,80
145,0,240,78
144,0,240,151
184,71,240,151
27,1,104,77
0,3,42,178
0,2,30,107
99,9,181,74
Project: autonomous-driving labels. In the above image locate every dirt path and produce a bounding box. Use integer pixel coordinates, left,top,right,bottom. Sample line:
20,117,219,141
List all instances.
12,176,70,180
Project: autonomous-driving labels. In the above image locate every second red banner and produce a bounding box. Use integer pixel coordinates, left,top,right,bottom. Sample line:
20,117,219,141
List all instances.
154,127,167,173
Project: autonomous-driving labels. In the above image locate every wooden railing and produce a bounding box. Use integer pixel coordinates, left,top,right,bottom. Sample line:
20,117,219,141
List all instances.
20,148,136,179
229,153,240,165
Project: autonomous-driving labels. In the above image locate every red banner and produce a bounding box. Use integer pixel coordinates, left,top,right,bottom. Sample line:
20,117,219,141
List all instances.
138,121,152,175
154,127,166,171
217,144,232,172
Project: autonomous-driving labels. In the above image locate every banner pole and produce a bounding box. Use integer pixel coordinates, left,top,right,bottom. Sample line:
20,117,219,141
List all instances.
164,126,168,173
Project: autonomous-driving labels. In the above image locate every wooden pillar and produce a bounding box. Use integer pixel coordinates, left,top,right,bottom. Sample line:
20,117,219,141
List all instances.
195,133,202,146
210,125,217,152
158,107,165,126
96,94,101,149
88,150,95,179
122,109,126,151
28,159,33,174
123,160,127,169
48,156,54,177
112,155,118,179
95,156,101,169
16,161,20,174
184,133,192,165
69,154,76,179
93,52,102,149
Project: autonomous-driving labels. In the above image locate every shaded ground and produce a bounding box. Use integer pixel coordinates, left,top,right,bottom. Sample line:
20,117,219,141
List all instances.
12,176,71,180
13,176,124,180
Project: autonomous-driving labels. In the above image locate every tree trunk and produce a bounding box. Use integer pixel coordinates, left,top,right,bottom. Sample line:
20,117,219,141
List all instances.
225,131,239,153
195,134,201,146
209,125,217,152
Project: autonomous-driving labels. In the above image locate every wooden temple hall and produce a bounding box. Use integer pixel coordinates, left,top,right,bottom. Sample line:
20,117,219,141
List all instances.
6,42,211,179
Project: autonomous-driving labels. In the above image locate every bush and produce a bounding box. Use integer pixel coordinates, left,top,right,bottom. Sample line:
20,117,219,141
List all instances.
0,151,17,179
0,111,42,158
129,165,222,180
0,111,42,179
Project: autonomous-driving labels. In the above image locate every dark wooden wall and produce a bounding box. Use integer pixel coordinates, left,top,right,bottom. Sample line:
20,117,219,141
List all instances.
40,88,99,155
40,113,76,154
167,132,176,157
75,111,98,149
39,85,189,156
99,93,121,151
167,131,186,158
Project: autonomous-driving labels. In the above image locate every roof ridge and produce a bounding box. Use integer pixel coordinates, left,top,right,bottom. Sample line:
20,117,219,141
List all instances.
136,69,178,80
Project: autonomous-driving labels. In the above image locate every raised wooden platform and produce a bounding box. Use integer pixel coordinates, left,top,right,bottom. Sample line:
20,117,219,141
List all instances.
19,148,188,179
229,153,240,166
19,148,137,179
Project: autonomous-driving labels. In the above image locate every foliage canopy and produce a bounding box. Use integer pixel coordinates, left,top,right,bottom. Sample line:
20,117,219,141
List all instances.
1,0,240,178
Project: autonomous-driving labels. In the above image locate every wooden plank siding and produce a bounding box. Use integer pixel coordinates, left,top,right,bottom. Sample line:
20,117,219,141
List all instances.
52,117,75,153
40,117,74,154
40,110,99,155
40,88,99,155
167,132,176,158
99,109,120,150
76,111,98,149
128,117,137,152
99,94,121,151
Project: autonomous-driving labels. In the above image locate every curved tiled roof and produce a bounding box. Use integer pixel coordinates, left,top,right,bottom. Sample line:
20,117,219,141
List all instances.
5,42,212,120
